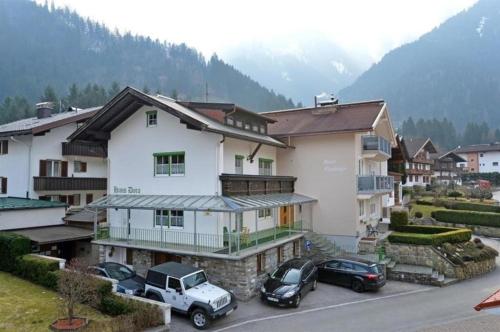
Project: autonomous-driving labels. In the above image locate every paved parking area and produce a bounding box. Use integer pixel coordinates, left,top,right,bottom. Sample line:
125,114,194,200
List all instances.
169,280,429,332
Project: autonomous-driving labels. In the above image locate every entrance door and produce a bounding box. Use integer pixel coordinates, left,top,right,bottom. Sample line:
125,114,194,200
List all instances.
153,252,182,265
279,205,294,227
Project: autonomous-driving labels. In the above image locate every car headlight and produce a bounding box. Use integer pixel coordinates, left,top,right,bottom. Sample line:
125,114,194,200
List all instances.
260,286,266,293
282,290,296,298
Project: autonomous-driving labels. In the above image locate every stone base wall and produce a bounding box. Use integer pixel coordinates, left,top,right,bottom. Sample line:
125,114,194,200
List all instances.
413,217,500,238
387,269,435,285
454,258,496,280
132,249,153,277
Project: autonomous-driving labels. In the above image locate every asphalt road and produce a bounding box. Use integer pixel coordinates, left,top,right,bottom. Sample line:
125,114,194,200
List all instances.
170,237,500,332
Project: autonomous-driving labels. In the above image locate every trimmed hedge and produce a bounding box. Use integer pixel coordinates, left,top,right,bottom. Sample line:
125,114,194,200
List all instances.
15,255,60,289
0,232,31,272
444,201,500,213
393,225,461,234
390,211,408,230
388,227,472,246
431,210,500,228
416,200,434,206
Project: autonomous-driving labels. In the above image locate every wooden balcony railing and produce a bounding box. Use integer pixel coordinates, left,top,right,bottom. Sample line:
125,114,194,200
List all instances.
34,176,107,191
220,173,296,196
62,141,107,158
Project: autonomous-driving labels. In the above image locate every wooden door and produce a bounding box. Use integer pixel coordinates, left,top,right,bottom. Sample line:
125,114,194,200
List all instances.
279,205,294,227
153,252,181,265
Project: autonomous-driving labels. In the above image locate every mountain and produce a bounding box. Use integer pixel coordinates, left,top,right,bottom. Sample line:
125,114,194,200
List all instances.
223,36,371,106
0,0,295,115
339,0,500,130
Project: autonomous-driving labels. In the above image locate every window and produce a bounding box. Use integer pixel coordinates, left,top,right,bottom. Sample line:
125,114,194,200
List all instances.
235,155,244,174
252,125,259,132
258,158,273,176
0,177,7,194
260,125,266,134
236,120,243,128
340,262,354,270
257,253,266,274
409,175,413,182
277,246,284,264
258,208,271,218
326,261,341,269
47,160,61,177
146,111,157,127
244,123,251,130
415,175,419,182
493,162,499,166
154,152,185,176
74,161,87,173
358,201,365,217
293,240,299,256
480,153,484,157
226,117,234,126
370,202,376,215
86,194,93,204
0,140,8,155
126,248,133,265
167,277,182,290
155,209,184,228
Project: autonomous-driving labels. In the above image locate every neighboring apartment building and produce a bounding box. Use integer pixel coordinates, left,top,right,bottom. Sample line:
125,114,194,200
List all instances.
69,87,315,300
430,149,466,185
264,100,396,247
401,137,437,187
0,103,107,207
454,143,500,173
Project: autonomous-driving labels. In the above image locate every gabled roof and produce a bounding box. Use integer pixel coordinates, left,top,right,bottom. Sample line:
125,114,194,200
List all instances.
402,137,437,158
430,148,466,162
0,197,67,211
262,100,386,137
454,143,500,154
0,106,100,138
69,87,286,148
178,101,277,123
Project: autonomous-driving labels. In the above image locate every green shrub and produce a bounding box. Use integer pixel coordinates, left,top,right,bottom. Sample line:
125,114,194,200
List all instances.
433,199,447,207
444,201,500,213
447,191,463,199
14,255,60,288
414,211,423,218
416,200,434,206
393,225,459,234
388,227,472,246
390,211,408,230
100,295,134,316
431,210,500,228
0,232,31,272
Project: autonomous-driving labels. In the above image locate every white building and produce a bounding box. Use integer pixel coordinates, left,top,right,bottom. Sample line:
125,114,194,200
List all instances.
0,103,107,207
454,143,500,173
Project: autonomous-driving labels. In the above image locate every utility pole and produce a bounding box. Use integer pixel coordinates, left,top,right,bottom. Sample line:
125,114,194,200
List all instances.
205,82,209,102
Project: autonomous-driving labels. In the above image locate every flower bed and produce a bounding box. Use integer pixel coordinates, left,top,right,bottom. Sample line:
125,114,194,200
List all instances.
388,225,472,246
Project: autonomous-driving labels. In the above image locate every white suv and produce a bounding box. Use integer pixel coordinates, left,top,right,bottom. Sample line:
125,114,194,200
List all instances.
144,262,237,329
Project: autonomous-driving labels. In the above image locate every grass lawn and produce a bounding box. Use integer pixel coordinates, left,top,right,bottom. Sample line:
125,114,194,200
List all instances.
410,204,446,218
0,272,111,332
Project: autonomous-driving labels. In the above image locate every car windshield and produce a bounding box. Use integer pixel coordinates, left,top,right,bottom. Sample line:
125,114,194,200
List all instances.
105,264,135,281
369,264,381,274
271,267,301,284
183,271,208,290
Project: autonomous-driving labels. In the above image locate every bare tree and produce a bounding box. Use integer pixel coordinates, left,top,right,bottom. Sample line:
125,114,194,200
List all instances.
57,259,98,324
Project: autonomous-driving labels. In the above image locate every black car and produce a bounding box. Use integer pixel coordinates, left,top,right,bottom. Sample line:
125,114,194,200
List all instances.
89,262,145,296
260,258,318,307
316,257,385,292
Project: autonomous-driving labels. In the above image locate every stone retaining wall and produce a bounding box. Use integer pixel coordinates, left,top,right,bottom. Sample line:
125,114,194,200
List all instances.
413,217,500,238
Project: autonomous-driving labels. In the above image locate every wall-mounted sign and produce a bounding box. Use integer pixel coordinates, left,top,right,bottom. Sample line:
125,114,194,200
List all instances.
323,160,347,172
113,186,141,194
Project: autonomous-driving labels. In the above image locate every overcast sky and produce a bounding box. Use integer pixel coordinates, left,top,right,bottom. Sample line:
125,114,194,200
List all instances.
37,0,478,61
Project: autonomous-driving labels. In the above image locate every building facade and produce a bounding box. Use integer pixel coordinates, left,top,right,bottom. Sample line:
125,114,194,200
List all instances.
400,138,437,188
454,143,500,173
430,150,466,185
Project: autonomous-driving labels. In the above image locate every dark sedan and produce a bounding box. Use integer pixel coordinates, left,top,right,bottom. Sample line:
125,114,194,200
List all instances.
260,258,318,308
316,257,385,292
89,262,145,296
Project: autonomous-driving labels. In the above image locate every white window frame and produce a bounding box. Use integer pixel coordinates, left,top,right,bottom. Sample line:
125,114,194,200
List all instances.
155,209,184,229
46,160,61,177
235,155,244,174
74,161,86,173
258,158,273,176
147,111,158,127
358,201,365,217
258,208,272,219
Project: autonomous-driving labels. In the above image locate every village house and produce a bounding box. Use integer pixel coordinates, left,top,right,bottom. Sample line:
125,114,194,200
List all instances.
386,134,407,208
430,149,466,185
454,143,500,173
68,87,316,299
400,137,437,188
264,99,396,247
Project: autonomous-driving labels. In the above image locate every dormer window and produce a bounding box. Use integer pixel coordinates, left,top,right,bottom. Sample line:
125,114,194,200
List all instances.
146,111,157,127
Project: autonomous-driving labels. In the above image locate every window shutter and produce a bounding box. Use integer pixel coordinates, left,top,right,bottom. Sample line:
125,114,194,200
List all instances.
2,141,8,154
1,178,7,194
61,161,68,177
39,160,47,176
86,193,93,204
81,162,87,172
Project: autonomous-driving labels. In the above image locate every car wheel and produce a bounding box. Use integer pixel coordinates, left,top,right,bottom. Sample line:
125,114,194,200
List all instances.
147,293,163,302
351,280,365,293
293,294,301,308
191,308,210,330
311,279,318,291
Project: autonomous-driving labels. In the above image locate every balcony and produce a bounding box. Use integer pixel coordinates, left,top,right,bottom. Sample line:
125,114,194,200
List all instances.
220,173,296,196
357,175,394,194
62,141,107,158
362,135,391,160
34,176,107,191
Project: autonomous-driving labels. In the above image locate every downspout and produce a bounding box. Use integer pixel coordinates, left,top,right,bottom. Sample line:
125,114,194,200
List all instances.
10,136,32,198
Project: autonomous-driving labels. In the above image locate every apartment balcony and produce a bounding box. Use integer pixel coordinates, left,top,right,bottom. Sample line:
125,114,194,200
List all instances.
362,135,391,160
62,141,107,158
34,176,107,191
357,175,394,195
406,168,434,176
220,173,296,196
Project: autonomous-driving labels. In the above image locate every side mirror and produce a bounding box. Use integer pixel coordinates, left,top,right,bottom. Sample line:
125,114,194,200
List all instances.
176,287,183,294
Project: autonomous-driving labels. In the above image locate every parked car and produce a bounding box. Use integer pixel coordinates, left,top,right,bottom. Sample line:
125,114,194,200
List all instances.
144,262,237,330
316,256,385,292
260,258,318,308
88,262,145,296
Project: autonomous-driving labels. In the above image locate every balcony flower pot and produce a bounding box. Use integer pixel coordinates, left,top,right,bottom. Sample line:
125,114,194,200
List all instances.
50,317,88,331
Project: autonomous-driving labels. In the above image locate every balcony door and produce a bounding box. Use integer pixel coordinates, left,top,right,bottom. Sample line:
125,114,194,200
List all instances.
279,205,294,227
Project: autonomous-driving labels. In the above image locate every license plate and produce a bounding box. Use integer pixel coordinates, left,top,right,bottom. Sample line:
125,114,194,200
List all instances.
267,297,279,302
226,309,234,316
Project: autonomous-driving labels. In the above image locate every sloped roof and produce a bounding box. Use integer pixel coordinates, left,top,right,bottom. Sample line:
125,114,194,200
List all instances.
0,197,67,211
430,148,466,162
0,106,100,137
454,143,500,154
403,137,437,158
262,100,386,137
11,225,93,244
69,87,286,148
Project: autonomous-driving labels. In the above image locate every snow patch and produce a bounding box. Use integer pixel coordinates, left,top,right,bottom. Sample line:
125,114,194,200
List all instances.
331,60,346,75
281,71,292,82
476,16,487,37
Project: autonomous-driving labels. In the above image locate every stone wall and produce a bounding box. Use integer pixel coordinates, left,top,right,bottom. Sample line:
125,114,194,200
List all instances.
454,258,496,280
413,217,500,238
132,249,153,277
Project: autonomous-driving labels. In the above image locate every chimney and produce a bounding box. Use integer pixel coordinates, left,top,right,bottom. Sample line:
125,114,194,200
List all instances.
314,92,338,107
35,102,54,119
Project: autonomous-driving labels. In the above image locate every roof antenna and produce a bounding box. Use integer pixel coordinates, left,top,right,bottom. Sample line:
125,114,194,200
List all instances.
205,82,209,102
